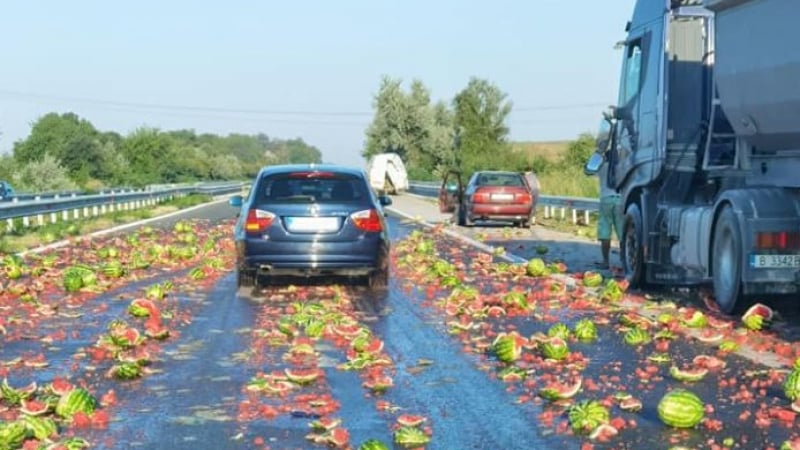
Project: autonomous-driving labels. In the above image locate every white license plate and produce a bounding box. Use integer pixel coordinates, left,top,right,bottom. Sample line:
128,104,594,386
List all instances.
491,193,513,201
285,217,340,233
750,254,800,269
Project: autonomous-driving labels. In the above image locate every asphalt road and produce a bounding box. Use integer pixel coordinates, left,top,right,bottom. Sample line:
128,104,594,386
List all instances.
2,199,799,450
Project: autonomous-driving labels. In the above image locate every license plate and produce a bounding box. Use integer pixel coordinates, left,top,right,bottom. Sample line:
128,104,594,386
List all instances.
285,217,340,233
491,193,513,201
750,254,800,269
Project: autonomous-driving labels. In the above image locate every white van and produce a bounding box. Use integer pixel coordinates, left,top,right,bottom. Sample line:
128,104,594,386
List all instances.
366,153,409,195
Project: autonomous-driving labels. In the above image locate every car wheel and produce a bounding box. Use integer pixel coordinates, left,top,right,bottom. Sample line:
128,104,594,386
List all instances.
712,206,746,314
237,269,255,288
368,267,389,290
621,202,646,288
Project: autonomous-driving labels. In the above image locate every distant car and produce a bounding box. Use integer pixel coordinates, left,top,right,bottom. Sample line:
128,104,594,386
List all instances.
438,170,534,228
366,152,409,195
229,164,393,288
0,181,15,201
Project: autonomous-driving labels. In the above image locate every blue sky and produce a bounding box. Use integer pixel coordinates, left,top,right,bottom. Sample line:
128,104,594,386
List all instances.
0,0,635,167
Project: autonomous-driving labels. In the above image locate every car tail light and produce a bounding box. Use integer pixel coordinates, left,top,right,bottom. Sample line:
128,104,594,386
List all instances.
755,231,800,250
245,209,275,233
351,209,382,232
516,192,532,204
473,188,492,203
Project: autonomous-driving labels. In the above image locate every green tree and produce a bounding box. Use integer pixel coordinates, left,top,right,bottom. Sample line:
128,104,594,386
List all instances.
364,76,410,161
209,154,243,180
452,78,513,177
560,133,596,169
12,153,78,192
13,112,104,184
120,127,173,186
363,76,455,179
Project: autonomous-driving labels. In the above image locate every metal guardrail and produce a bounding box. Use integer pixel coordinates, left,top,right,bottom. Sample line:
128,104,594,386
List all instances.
0,182,246,229
407,180,600,225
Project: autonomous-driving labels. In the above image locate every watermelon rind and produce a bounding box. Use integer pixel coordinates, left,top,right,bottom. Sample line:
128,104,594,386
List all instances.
538,377,582,401
285,368,320,385
20,399,50,416
23,415,58,441
394,426,430,448
358,439,390,450
541,337,569,361
0,420,27,448
669,366,708,382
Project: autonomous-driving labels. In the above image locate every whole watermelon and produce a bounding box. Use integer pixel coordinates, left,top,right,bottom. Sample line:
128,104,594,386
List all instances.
783,370,800,401
574,319,597,341
55,388,97,419
657,389,704,428
526,258,547,277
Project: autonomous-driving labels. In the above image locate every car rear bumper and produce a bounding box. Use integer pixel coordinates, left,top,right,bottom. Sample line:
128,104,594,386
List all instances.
469,204,532,220
236,237,388,276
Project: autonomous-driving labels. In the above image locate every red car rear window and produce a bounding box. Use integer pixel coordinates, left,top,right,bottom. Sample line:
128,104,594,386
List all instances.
475,173,525,187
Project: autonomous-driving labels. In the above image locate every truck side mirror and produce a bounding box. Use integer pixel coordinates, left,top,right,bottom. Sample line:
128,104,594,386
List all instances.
584,152,605,176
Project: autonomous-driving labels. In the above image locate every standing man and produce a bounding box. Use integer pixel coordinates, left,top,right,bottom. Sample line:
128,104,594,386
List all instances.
522,166,540,225
596,158,623,269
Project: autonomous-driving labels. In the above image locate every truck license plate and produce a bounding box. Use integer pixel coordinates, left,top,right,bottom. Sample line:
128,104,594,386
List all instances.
750,254,800,269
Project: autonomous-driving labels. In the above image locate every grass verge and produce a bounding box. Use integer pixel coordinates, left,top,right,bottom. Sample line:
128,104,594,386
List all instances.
0,194,214,253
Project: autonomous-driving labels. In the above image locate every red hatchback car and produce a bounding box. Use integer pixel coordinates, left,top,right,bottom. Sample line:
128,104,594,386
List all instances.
438,170,535,227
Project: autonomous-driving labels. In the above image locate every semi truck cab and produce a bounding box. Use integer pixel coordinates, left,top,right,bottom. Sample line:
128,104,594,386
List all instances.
587,0,800,313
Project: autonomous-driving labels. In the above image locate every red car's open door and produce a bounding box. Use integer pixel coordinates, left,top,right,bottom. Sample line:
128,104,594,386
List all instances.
438,170,463,213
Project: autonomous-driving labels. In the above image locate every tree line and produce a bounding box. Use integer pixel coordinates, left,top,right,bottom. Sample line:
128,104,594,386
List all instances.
362,76,597,189
0,112,323,192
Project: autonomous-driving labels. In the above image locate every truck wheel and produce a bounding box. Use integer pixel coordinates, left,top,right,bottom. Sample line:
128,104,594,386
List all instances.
621,203,646,287
712,206,744,314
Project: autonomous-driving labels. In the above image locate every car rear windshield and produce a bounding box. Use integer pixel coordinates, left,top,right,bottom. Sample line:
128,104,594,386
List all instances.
257,171,369,204
475,173,525,187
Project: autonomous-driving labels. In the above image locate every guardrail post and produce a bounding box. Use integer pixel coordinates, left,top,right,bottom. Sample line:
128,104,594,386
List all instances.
83,207,89,217
50,212,57,224
101,204,107,215
544,206,551,219
560,207,566,220
584,210,590,225
572,209,578,225
73,208,79,219
37,214,44,226
22,216,29,228
6,219,12,233
62,210,69,221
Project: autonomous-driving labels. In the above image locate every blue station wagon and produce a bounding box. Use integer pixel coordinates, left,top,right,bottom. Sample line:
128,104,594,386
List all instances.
229,164,392,288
